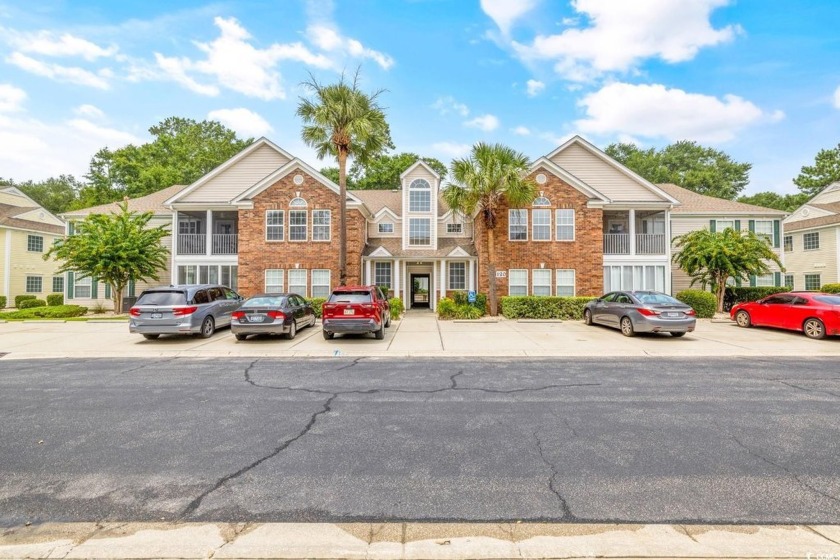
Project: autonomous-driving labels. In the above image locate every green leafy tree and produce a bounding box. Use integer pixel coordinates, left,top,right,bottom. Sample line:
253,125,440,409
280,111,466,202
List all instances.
318,167,346,186
45,202,170,313
793,143,840,197
673,228,784,313
606,140,751,199
15,175,82,214
349,152,448,190
297,70,392,285
443,142,536,316
737,191,808,212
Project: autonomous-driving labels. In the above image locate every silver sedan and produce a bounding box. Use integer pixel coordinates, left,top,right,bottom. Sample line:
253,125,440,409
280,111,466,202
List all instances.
583,291,697,337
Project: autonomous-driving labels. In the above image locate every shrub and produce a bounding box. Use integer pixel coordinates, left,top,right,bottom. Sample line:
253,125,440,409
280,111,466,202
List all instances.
14,294,37,308
675,290,716,318
46,293,64,306
0,304,88,319
437,297,484,320
306,297,327,318
723,286,788,311
388,297,404,320
0,296,5,309
500,296,597,320
19,299,46,309
452,291,488,314
821,283,840,294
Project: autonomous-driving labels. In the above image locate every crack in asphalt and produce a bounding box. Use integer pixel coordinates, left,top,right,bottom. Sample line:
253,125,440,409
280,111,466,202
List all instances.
336,357,366,371
179,394,337,519
533,430,575,521
777,380,840,399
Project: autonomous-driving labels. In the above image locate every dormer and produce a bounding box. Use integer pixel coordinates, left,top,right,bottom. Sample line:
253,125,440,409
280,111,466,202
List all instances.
400,160,441,251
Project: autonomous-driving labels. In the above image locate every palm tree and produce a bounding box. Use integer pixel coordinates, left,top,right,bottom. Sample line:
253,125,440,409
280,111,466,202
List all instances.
443,143,536,315
297,70,392,285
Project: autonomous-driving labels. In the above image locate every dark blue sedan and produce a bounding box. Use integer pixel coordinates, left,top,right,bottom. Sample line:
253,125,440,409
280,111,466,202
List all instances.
230,293,316,340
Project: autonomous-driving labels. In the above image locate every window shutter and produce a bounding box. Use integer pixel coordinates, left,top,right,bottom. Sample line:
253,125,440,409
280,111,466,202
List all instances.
67,272,74,299
734,220,741,231
709,220,716,233
748,220,755,233
750,274,756,287
105,283,111,299
773,220,780,248
735,277,742,287
91,280,98,299
129,279,136,297
774,272,781,287
68,222,75,235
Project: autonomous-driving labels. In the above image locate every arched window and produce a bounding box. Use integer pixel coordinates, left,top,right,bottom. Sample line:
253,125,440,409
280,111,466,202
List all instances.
533,196,551,207
409,179,431,212
289,197,307,207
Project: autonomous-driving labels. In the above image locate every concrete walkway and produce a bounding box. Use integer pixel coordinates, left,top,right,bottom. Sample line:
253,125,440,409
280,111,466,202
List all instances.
2,522,839,559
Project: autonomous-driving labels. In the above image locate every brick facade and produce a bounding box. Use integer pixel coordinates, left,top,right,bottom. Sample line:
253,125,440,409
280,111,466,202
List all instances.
474,167,604,297
237,167,365,297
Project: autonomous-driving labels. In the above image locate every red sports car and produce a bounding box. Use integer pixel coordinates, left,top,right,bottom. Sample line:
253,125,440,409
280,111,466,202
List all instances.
730,292,840,339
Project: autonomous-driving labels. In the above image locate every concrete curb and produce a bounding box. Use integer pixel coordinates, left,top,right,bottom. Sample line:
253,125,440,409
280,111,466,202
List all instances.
1,522,838,559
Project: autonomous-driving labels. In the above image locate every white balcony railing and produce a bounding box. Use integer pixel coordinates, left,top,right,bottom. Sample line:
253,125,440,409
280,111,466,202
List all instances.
636,233,666,255
178,234,206,255
603,233,629,255
212,234,238,255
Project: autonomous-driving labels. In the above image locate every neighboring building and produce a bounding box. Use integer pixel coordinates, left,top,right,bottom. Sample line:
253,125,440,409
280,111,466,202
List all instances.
60,184,184,309
0,186,65,305
659,183,787,292
782,181,840,290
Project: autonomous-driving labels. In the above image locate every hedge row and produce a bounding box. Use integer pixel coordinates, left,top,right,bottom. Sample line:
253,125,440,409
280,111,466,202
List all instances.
675,290,716,318
822,283,840,294
0,305,88,319
438,297,484,320
500,296,597,320
19,299,47,309
723,286,788,311
15,294,36,308
47,293,64,306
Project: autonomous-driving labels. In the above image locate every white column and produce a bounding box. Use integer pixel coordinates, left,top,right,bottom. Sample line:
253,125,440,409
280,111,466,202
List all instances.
628,209,636,256
365,259,372,285
393,259,400,299
205,210,213,255
665,209,673,294
171,210,178,284
468,259,475,291
3,230,11,300
440,259,447,301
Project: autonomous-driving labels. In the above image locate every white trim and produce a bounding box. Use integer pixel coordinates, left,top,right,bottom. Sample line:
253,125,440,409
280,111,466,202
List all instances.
232,158,363,205
531,268,552,296
378,222,395,234
369,246,393,257
508,209,528,241
556,269,576,297
529,157,610,202
265,210,285,241
555,208,575,241
312,209,332,242
374,207,400,221
165,138,294,205
265,269,284,292
447,246,470,258
400,159,441,180
393,258,400,299
4,230,12,300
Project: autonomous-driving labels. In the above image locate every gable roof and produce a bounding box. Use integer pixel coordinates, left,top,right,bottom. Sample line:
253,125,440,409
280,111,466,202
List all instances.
232,158,363,205
400,159,441,180
656,183,786,215
165,138,294,205
784,213,840,232
363,237,476,258
351,190,402,216
529,157,610,202
63,184,187,218
0,203,64,234
546,135,679,204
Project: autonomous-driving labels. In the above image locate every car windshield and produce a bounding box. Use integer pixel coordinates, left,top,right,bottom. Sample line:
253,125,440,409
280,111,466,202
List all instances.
329,290,372,303
136,291,187,306
244,296,286,307
814,296,840,305
636,293,682,305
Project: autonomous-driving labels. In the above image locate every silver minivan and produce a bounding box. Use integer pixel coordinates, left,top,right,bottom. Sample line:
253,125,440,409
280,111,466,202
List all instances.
129,284,243,339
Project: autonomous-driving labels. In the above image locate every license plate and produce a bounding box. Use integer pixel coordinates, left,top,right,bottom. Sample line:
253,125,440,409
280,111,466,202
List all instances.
151,313,162,319
665,312,680,317
248,314,266,322
343,308,355,315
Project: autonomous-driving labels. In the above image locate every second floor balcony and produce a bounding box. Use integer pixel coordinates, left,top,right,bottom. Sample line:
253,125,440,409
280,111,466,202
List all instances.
603,233,667,255
603,210,668,256
178,233,239,255
175,210,239,256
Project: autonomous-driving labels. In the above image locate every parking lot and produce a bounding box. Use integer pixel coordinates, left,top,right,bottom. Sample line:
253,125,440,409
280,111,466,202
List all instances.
2,310,839,359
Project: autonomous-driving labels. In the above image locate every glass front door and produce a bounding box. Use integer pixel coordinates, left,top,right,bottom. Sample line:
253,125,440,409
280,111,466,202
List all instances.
411,274,430,308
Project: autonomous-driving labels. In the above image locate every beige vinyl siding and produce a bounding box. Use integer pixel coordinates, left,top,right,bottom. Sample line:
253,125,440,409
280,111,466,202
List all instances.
13,208,64,226
811,188,840,205
0,191,25,205
368,215,402,238
784,225,838,289
437,213,472,238
785,205,834,224
0,230,7,297
180,144,291,203
550,142,662,202
402,167,439,251
7,229,62,301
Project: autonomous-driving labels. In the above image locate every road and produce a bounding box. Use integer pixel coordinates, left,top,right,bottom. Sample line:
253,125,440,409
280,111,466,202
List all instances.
1,356,839,526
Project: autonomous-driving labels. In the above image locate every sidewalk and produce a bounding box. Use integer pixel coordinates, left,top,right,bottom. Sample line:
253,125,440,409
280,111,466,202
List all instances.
2,522,839,559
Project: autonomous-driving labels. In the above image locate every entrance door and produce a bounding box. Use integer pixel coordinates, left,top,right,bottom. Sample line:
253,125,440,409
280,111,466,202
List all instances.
410,274,430,308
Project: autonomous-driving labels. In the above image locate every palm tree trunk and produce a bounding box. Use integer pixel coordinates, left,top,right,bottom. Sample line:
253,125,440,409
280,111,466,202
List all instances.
338,149,348,286
487,228,497,316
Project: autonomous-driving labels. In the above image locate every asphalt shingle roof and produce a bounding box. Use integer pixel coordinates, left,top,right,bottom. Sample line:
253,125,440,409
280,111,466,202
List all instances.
363,237,476,258
0,203,64,234
62,184,187,218
656,183,787,215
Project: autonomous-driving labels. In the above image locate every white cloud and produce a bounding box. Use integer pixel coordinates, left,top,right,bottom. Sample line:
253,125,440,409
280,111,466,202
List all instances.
539,131,576,145
465,114,500,132
834,85,840,109
154,53,220,96
512,0,739,81
512,126,531,136
306,24,394,69
575,82,777,143
432,142,472,158
0,84,27,112
526,79,545,97
480,0,538,35
207,108,273,137
6,52,111,89
73,104,105,119
432,96,470,117
5,29,117,60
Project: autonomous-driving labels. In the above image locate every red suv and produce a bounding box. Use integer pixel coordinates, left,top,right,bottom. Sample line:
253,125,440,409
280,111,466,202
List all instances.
321,285,391,340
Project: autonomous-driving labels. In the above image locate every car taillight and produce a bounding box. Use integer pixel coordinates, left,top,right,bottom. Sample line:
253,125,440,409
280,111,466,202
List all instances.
267,310,285,320
172,306,198,316
685,309,696,316
362,303,375,309
129,307,141,317
231,310,245,320
637,308,661,316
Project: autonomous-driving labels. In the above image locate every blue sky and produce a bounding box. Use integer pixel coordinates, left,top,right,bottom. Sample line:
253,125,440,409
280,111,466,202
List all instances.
0,0,838,196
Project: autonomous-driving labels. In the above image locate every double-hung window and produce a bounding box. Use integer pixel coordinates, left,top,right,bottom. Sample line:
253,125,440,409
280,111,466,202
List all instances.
378,223,394,234
288,269,307,296
265,269,284,292
409,218,431,246
74,276,92,298
784,274,794,288
805,273,821,291
52,276,64,293
715,220,735,231
508,269,528,296
556,269,575,296
509,210,527,240
755,273,775,287
26,276,42,293
374,262,392,288
289,210,307,241
804,232,819,250
266,211,284,241
409,179,431,212
27,235,43,252
446,223,462,234
311,269,331,298
784,235,793,252
532,209,551,241
556,209,574,241
449,262,466,290
312,210,331,241
532,269,551,296
754,220,773,244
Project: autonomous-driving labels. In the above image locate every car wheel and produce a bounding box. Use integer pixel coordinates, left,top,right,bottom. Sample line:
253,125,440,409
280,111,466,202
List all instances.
200,316,215,338
620,316,635,337
286,320,297,340
323,330,334,340
234,333,247,341
735,310,751,328
803,318,826,340
142,334,160,340
670,332,686,338
385,312,391,328
583,309,593,326
374,324,385,340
